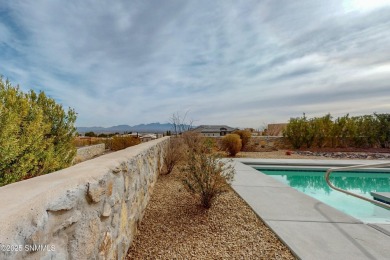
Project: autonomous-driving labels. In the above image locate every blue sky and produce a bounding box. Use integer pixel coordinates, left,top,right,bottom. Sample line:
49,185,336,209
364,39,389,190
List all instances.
0,0,389,128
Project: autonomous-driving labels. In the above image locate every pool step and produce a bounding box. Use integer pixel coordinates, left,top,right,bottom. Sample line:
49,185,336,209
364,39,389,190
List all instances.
370,192,390,205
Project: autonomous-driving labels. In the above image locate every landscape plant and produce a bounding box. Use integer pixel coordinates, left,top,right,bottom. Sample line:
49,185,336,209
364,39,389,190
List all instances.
161,137,183,175
0,77,77,186
284,112,390,149
221,134,242,156
181,132,205,153
169,111,194,136
181,148,235,209
374,113,390,148
109,136,140,151
233,130,252,150
312,114,333,148
283,116,306,149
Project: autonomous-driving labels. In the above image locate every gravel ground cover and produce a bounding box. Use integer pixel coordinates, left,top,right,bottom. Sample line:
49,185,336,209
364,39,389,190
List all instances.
127,164,296,259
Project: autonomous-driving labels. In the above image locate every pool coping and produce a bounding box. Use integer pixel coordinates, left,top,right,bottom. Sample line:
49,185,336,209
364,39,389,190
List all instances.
230,158,390,260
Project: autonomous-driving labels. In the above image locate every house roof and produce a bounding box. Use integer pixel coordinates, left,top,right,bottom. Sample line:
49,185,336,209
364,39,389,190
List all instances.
191,125,238,133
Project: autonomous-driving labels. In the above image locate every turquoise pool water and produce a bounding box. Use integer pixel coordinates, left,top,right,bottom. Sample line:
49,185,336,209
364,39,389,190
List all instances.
257,169,390,224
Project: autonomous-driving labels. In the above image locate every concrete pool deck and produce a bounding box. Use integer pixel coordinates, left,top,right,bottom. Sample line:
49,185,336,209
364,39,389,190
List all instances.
231,158,390,260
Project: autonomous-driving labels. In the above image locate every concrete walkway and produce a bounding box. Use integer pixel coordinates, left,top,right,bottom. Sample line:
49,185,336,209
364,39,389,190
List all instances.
231,159,390,260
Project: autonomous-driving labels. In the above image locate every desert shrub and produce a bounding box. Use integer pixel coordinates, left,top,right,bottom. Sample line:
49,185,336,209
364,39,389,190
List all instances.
283,117,305,149
312,114,333,148
0,77,77,186
181,151,235,208
181,132,205,153
233,130,251,150
202,137,216,153
283,114,314,149
374,113,390,148
161,137,183,175
109,136,140,151
221,134,242,156
284,112,390,149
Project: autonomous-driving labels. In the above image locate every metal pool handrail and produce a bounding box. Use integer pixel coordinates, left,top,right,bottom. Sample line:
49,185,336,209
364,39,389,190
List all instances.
325,162,390,210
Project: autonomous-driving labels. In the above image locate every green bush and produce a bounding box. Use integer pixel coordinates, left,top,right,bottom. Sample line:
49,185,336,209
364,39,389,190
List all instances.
221,134,242,156
284,112,390,149
283,116,305,149
312,114,333,148
0,78,77,186
374,113,390,148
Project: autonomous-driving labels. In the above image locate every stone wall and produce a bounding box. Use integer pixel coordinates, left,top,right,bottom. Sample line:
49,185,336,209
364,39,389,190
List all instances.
75,143,106,163
0,137,168,260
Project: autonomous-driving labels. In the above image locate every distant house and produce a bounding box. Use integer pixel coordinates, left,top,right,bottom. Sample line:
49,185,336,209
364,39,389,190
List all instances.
140,134,157,142
191,125,238,137
267,123,288,136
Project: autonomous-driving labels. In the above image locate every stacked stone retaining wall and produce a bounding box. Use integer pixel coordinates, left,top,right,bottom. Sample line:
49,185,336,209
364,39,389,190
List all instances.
0,137,168,259
75,143,106,163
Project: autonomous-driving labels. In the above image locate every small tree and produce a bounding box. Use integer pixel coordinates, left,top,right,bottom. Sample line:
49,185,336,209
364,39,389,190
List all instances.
161,137,183,175
221,134,242,156
169,111,194,136
181,151,235,208
233,130,251,150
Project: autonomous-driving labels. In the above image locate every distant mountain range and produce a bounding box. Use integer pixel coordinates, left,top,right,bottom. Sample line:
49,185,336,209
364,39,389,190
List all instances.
77,122,191,134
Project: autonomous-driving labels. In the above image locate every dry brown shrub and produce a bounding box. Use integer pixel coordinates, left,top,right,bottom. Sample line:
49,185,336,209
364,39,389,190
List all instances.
161,137,184,175
221,134,242,156
110,136,141,151
181,132,204,153
181,151,235,209
233,130,252,150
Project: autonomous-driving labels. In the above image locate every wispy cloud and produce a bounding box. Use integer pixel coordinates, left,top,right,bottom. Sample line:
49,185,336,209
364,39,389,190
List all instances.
0,0,389,128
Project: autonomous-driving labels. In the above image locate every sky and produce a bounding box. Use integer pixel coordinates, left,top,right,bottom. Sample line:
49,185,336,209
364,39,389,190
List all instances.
0,0,389,128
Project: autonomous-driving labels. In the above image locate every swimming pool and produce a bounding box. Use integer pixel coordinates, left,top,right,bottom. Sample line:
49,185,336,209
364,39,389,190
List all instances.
257,168,390,224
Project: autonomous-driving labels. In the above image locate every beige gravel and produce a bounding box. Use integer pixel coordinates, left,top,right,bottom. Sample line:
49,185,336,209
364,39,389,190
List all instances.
127,155,298,259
